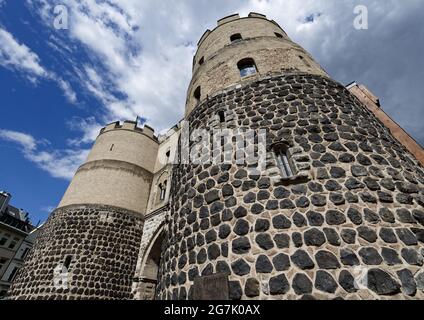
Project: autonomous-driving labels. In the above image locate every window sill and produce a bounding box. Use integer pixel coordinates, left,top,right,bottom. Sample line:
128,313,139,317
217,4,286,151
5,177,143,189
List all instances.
240,74,259,82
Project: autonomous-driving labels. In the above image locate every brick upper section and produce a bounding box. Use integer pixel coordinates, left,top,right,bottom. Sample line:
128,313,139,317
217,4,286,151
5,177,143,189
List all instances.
348,82,424,166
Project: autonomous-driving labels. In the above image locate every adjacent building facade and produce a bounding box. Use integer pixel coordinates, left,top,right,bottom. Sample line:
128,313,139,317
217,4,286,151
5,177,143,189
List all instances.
8,13,424,300
0,191,38,298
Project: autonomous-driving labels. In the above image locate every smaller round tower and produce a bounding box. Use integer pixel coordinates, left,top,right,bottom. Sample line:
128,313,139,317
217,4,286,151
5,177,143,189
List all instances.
8,121,159,300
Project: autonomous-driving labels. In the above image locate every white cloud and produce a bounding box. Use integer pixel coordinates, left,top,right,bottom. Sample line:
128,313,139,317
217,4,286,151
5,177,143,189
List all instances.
0,26,78,104
0,27,48,78
41,205,55,213
27,148,89,180
57,78,77,103
0,129,89,180
25,0,203,133
0,129,37,151
66,116,102,146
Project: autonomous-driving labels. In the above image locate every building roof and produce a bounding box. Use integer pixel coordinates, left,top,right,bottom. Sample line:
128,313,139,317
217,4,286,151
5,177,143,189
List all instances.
0,204,35,234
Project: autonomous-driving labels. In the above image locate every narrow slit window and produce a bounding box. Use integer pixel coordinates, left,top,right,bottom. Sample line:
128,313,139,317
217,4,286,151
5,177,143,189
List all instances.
160,181,167,200
199,57,204,65
110,144,114,151
218,110,225,124
275,32,284,38
166,150,171,163
237,58,257,77
64,255,73,269
230,33,242,43
274,144,295,179
299,55,311,67
193,86,201,105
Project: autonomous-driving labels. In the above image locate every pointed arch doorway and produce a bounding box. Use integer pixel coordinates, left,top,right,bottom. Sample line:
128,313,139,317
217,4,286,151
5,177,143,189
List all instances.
139,226,164,300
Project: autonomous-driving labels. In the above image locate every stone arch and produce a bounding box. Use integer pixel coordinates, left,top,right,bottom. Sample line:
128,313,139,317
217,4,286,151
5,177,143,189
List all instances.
138,224,165,300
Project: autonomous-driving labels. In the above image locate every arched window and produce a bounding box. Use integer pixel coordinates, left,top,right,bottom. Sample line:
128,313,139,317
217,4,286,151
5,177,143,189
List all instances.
274,143,295,179
230,33,242,43
237,58,257,77
193,86,201,105
275,32,283,38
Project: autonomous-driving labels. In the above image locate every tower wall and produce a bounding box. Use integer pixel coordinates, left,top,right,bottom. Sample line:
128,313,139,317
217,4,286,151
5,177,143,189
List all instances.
8,121,159,299
158,14,424,300
59,121,159,215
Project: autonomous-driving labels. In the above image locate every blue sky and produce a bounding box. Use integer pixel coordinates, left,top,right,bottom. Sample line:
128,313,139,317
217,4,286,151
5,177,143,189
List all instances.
0,0,423,224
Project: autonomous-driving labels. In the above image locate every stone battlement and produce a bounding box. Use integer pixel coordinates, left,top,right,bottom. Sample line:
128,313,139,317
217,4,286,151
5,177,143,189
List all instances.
100,120,157,140
197,12,283,47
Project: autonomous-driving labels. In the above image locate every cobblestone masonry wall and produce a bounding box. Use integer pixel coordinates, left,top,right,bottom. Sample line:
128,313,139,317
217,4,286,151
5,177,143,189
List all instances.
158,73,424,300
8,204,144,300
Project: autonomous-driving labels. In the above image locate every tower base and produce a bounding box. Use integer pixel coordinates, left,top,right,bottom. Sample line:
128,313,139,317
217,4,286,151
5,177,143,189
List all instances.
7,204,144,300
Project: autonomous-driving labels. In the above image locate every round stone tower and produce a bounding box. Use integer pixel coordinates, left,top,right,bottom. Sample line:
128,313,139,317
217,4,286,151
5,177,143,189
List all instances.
8,121,159,300
158,13,424,300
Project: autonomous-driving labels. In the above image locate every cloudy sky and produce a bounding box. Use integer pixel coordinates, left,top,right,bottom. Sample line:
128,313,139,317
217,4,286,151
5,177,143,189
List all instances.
0,0,423,223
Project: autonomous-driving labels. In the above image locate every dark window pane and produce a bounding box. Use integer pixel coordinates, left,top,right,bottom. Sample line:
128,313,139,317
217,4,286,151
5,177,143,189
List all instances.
0,237,7,246
230,33,242,42
7,267,19,282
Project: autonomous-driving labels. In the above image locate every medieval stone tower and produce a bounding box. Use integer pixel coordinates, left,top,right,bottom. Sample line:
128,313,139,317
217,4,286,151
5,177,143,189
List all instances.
8,13,424,300
8,121,160,299
156,13,424,300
